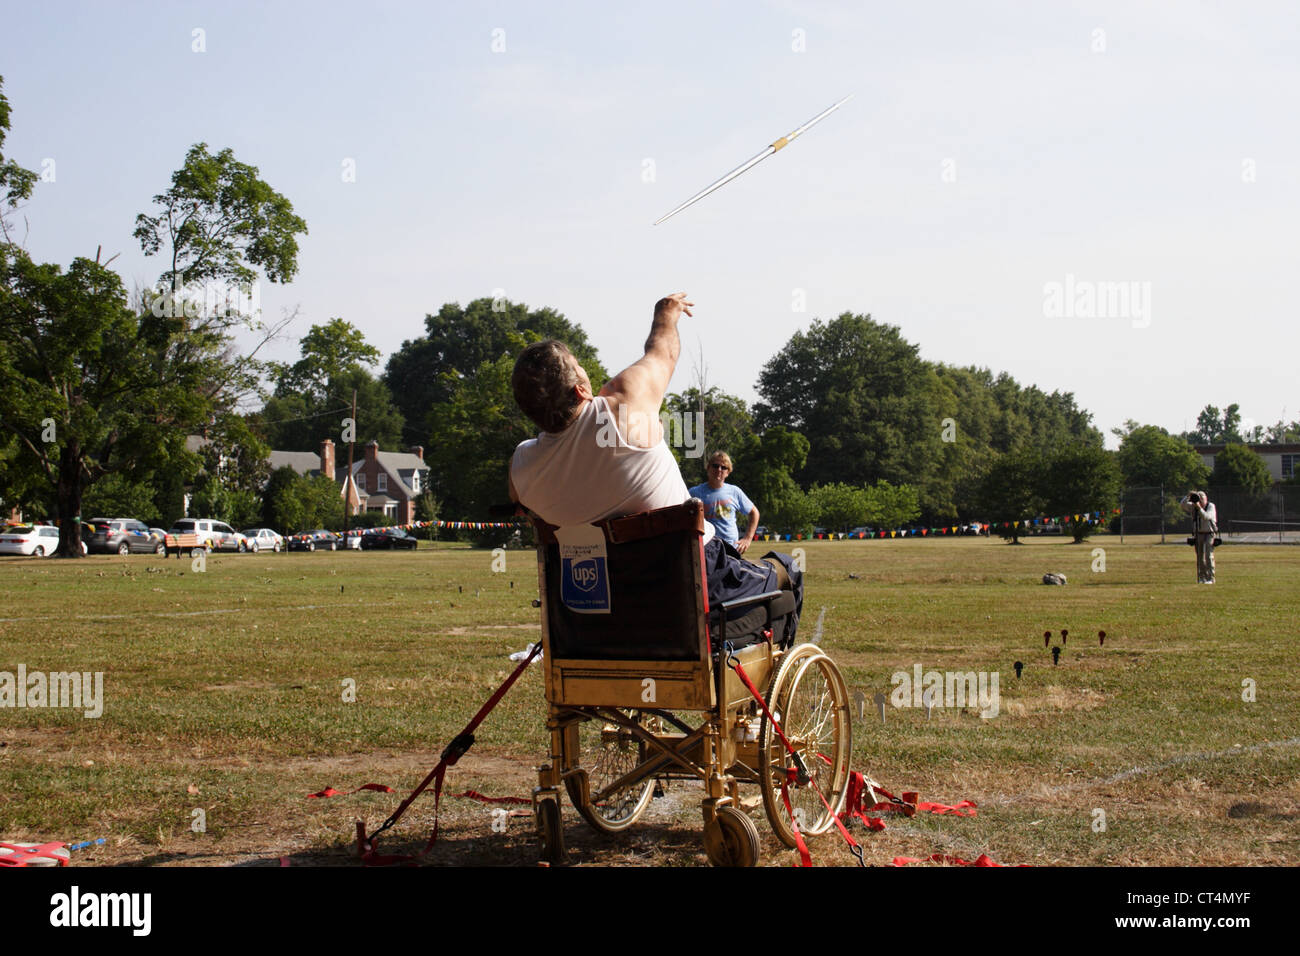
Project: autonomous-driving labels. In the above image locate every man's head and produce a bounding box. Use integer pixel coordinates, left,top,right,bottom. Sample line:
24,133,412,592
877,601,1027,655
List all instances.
512,339,592,433
706,451,733,489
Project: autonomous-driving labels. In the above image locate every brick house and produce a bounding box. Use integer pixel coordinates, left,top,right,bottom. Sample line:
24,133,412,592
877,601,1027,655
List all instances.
267,439,430,525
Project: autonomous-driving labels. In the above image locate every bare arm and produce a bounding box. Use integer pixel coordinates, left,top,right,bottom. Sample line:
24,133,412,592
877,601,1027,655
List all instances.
599,293,693,448
736,506,760,554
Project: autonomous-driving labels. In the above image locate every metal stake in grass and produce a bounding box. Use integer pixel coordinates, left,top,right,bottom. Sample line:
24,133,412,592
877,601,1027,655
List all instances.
1044,630,1052,648
1052,646,1062,666
854,689,866,721
652,94,853,225
1099,629,1106,646
873,691,887,725
1061,628,1069,645
1014,660,1024,679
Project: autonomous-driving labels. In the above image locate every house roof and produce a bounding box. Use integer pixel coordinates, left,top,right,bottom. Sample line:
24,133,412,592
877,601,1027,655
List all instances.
269,451,322,477
339,452,428,500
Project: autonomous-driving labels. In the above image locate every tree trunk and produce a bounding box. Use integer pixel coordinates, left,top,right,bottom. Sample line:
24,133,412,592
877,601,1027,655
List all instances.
56,441,84,558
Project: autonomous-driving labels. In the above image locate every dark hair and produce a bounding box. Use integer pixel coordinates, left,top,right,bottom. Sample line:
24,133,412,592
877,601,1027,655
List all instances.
512,339,583,432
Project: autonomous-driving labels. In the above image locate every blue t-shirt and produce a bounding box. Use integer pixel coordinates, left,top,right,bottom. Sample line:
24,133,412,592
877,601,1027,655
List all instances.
688,482,755,544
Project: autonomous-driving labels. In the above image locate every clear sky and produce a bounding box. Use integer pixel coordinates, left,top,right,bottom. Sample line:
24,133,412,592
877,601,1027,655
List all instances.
5,1,1297,448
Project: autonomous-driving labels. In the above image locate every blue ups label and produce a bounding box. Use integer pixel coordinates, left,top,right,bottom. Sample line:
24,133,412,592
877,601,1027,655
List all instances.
555,524,611,614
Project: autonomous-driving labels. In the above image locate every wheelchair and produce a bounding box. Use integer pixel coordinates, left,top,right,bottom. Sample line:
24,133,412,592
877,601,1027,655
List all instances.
529,499,853,866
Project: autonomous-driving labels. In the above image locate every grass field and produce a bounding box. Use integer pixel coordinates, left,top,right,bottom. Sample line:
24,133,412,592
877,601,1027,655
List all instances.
2,535,1297,867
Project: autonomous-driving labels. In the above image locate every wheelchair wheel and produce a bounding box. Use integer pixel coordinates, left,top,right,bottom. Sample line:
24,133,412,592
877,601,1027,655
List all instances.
562,710,657,833
704,805,760,867
758,644,852,848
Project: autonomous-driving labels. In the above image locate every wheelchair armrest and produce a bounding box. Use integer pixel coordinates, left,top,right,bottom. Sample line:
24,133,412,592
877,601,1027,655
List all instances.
718,590,785,615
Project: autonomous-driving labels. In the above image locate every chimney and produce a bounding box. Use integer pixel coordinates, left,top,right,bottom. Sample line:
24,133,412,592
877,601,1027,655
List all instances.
409,445,424,462
320,438,335,480
365,439,379,463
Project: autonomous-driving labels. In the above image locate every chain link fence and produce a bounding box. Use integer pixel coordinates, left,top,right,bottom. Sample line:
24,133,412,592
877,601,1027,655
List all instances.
1118,485,1300,543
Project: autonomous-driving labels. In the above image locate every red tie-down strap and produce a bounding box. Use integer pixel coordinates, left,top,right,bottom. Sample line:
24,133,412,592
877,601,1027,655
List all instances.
728,656,866,866
344,641,544,865
0,841,68,867
307,784,394,799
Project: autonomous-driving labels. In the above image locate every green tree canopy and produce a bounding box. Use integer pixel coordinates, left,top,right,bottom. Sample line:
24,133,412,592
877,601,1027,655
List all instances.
1210,443,1272,494
0,76,37,237
1040,443,1121,542
385,298,607,447
259,319,404,452
1114,423,1210,489
134,143,307,287
975,449,1046,543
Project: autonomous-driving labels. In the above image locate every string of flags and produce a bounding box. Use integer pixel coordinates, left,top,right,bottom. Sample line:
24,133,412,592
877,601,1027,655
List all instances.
754,508,1123,541
405,519,524,531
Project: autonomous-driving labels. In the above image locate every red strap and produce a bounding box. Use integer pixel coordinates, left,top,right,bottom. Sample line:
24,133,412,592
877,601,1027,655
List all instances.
0,841,68,867
307,783,394,799
779,773,813,868
731,658,863,864
357,641,543,865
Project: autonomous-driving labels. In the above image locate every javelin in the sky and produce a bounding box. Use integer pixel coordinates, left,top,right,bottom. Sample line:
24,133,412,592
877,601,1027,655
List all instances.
653,94,853,225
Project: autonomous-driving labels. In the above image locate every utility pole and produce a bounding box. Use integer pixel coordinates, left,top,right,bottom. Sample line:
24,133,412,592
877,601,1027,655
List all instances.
344,389,357,533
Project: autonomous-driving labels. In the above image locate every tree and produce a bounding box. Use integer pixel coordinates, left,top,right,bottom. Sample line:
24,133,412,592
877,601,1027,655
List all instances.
755,314,942,494
735,426,810,533
0,250,218,555
754,314,1100,520
809,482,870,531
0,137,306,555
1210,444,1272,494
259,319,404,452
134,143,307,288
1114,424,1210,490
0,76,37,243
863,480,922,530
975,450,1045,543
1040,443,1121,542
1184,403,1244,445
385,298,608,447
399,300,608,518
665,386,753,487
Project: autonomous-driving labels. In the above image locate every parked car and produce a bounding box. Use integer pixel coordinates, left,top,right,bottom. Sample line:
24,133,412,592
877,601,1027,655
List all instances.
289,529,342,552
240,528,285,553
341,529,366,550
87,517,166,555
360,527,419,550
169,518,248,552
0,525,63,557
849,526,875,538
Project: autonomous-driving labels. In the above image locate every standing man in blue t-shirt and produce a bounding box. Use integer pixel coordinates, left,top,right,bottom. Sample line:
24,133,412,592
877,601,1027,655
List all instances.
689,451,760,554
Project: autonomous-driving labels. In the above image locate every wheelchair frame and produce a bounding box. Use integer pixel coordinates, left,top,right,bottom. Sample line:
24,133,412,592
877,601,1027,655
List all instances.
530,500,853,866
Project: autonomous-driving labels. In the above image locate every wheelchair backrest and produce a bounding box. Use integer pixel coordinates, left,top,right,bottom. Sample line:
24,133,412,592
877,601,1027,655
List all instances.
533,500,710,663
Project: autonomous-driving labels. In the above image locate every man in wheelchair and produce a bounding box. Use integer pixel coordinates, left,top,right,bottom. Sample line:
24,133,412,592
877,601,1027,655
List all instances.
508,291,802,644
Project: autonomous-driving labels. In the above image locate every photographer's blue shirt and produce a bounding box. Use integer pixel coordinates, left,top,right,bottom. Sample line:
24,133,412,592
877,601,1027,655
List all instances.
688,482,755,544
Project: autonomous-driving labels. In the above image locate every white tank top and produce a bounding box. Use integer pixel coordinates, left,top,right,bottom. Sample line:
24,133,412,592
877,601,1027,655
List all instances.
511,396,714,543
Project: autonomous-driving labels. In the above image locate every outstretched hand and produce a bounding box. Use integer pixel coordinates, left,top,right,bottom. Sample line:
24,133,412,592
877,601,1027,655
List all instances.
655,292,694,321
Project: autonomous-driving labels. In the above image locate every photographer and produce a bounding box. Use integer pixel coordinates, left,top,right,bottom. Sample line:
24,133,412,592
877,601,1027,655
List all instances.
1180,490,1218,584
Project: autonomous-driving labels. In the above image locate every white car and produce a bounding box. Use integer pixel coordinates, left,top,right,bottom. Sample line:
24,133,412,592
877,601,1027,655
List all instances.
0,525,64,557
341,529,365,550
170,518,248,552
240,528,285,553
